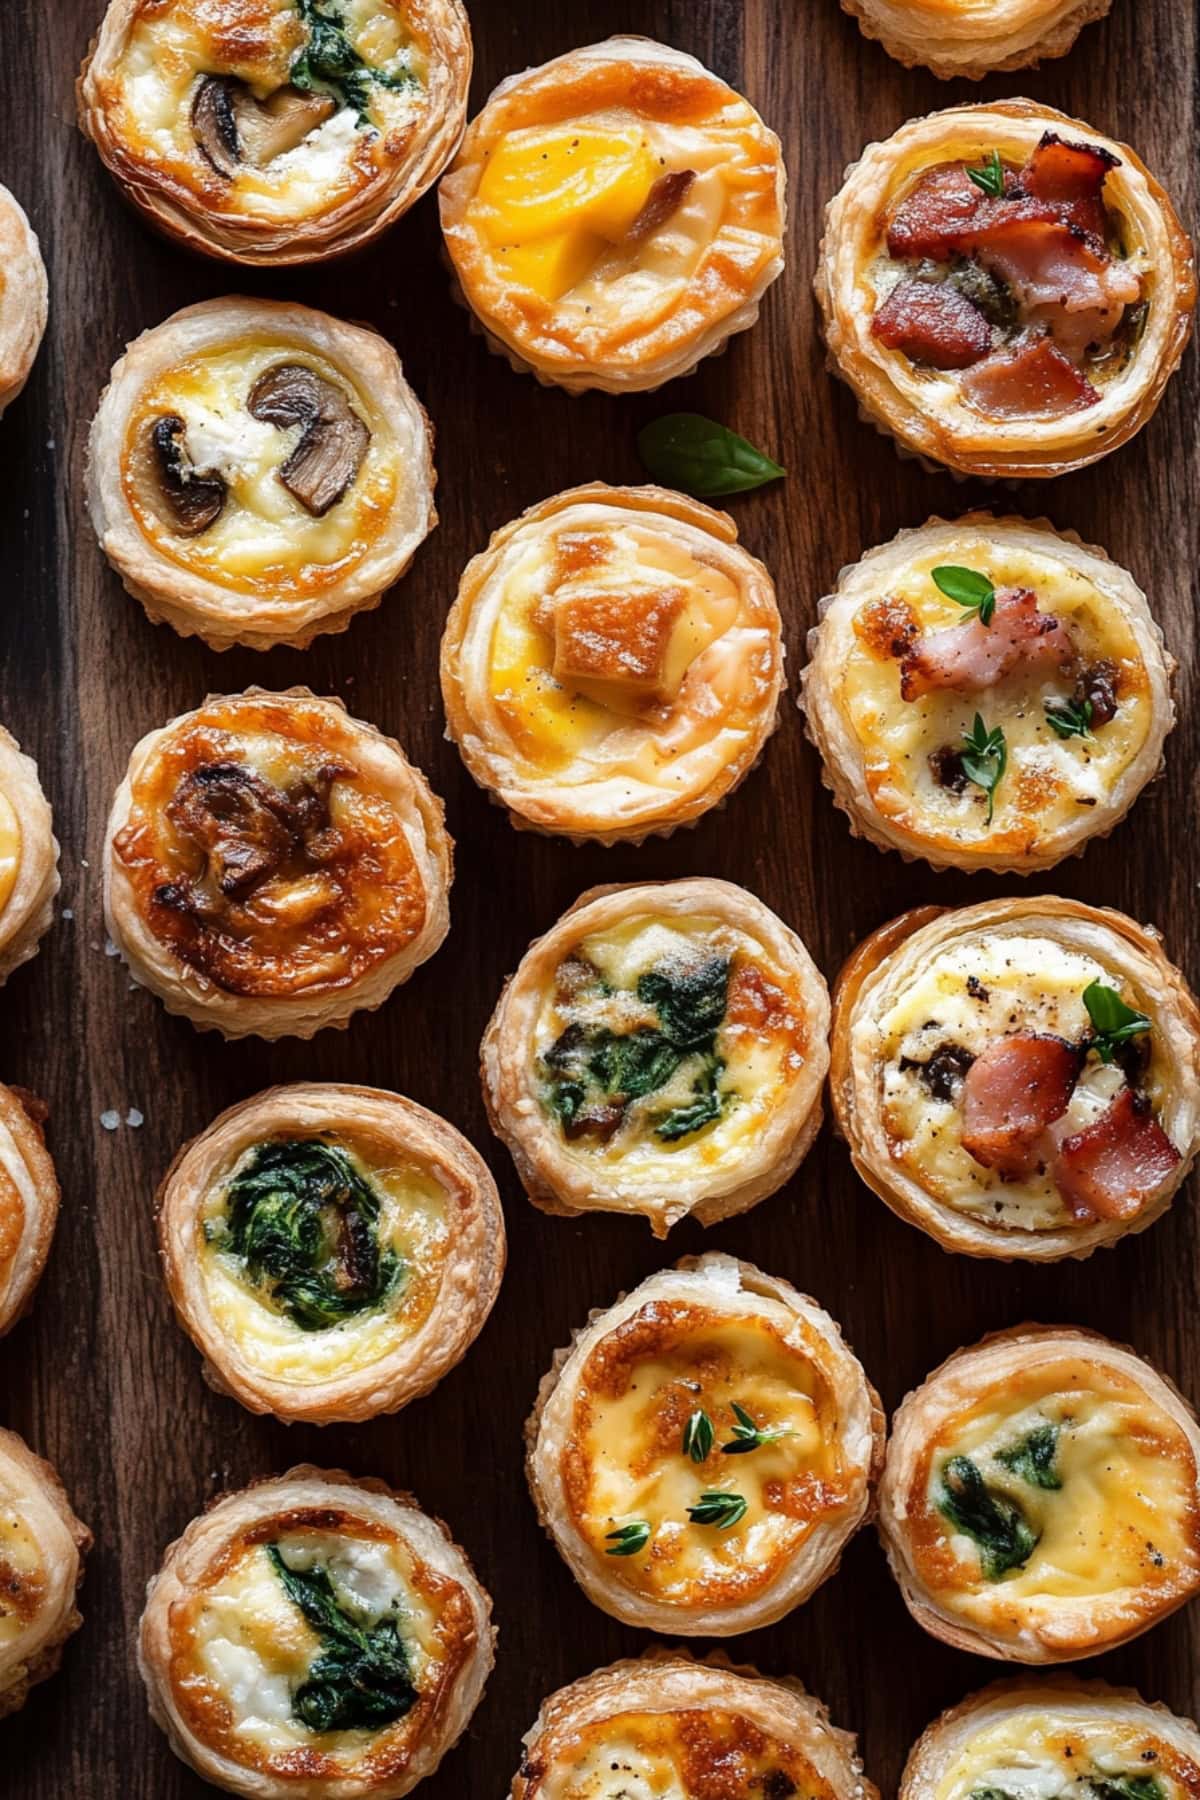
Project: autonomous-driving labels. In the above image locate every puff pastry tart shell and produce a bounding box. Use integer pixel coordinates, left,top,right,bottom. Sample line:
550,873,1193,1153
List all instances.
511,1650,879,1800
831,897,1200,1260
801,515,1174,874
526,1254,884,1636
158,1082,505,1424
87,298,436,651
0,185,47,417
902,1676,1200,1800
0,726,59,985
0,1084,59,1338
441,484,784,844
103,688,452,1040
840,0,1112,81
79,0,472,266
816,101,1196,478
879,1325,1200,1663
439,37,786,394
139,1466,493,1799
483,878,830,1235
0,1428,90,1719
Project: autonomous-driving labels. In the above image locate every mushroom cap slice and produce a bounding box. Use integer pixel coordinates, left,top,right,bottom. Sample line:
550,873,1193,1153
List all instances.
191,77,240,181
149,414,226,536
248,362,370,517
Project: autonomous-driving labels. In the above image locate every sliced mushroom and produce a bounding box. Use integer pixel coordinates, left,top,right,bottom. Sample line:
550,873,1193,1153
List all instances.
192,77,241,180
149,415,226,536
192,75,336,178
247,364,370,517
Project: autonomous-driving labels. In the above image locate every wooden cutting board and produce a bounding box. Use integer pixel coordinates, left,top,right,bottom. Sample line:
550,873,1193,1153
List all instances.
2,1,1197,1793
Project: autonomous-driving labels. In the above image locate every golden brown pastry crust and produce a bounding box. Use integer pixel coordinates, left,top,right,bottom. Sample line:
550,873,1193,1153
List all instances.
439,36,786,394
440,484,783,844
815,101,1196,478
86,298,437,652
0,1085,59,1339
157,1082,506,1424
526,1255,884,1637
830,897,1200,1260
0,1427,91,1720
878,1325,1200,1663
79,0,472,266
0,184,47,416
138,1466,494,1799
840,0,1112,80
512,1649,879,1800
482,878,830,1235
800,514,1175,874
0,725,59,986
103,687,452,1040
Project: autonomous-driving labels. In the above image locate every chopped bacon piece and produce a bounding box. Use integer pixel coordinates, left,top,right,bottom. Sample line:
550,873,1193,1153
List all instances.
961,1034,1082,1176
886,163,988,260
1019,131,1119,241
960,335,1100,418
968,211,1141,357
872,280,992,369
900,586,1071,700
1053,1087,1180,1221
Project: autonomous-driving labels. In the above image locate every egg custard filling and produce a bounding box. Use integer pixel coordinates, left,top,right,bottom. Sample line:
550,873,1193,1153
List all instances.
0,790,21,917
523,1706,837,1800
935,1709,1200,1800
0,1502,47,1666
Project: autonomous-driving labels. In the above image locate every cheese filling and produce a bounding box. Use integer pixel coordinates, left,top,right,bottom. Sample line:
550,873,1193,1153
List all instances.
0,1501,45,1661
0,1117,34,1311
0,790,21,916
529,1707,830,1800
936,1711,1187,1800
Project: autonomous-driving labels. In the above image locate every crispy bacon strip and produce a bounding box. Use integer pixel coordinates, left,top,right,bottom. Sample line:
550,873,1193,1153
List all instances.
871,280,991,369
900,586,1071,700
886,163,990,261
961,1034,1082,1177
1053,1087,1180,1221
1019,131,1119,241
960,335,1100,418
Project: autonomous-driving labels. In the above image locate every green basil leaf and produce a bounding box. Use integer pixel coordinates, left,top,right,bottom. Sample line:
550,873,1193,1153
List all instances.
637,414,785,497
932,565,995,609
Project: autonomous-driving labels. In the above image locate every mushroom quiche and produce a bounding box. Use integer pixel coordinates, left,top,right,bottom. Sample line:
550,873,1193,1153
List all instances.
0,1084,59,1340
511,1651,878,1800
79,0,472,265
801,516,1174,874
839,0,1112,81
482,879,830,1235
158,1083,506,1425
0,726,59,986
0,184,47,418
440,484,784,844
87,298,436,651
526,1255,884,1636
103,688,452,1040
816,101,1196,478
139,1467,493,1800
902,1677,1200,1800
832,898,1200,1260
879,1326,1200,1662
439,37,786,393
0,1428,90,1721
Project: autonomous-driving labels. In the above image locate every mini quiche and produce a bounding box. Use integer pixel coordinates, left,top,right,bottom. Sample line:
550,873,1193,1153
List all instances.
440,484,784,844
839,0,1112,81
801,515,1174,874
157,1083,506,1424
87,298,436,651
439,37,786,394
879,1325,1200,1663
78,0,472,266
526,1255,884,1636
0,1084,59,1339
103,688,452,1040
902,1676,1200,1800
511,1651,878,1800
483,879,830,1235
139,1467,493,1800
0,1427,90,1720
0,184,47,417
831,897,1200,1260
816,101,1196,478
0,726,59,986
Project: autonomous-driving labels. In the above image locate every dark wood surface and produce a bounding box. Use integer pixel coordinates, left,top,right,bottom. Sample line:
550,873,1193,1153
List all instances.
1,1,1198,1793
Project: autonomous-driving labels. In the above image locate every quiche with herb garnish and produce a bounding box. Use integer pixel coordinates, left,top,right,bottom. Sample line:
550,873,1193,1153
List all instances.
0,1428,90,1720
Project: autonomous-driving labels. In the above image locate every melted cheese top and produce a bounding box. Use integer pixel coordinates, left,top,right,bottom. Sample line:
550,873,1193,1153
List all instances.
0,1496,46,1662
527,1706,832,1800
122,341,397,593
0,789,21,916
876,931,1168,1229
935,1708,1197,1800
563,1296,858,1610
839,534,1153,855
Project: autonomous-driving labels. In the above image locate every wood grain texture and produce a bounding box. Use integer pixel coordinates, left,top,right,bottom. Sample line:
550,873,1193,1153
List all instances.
0,0,1197,1792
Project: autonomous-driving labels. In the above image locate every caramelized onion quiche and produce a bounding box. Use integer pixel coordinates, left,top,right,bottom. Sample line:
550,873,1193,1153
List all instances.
0,1084,59,1339
158,1083,506,1424
87,298,436,650
816,102,1195,477
79,0,472,265
103,688,452,1040
832,897,1200,1259
441,484,783,843
511,1651,878,1800
439,37,786,393
0,726,59,986
483,879,830,1235
801,515,1173,874
880,1326,1200,1662
139,1467,493,1799
0,1428,90,1720
526,1255,883,1636
0,184,47,417
839,0,1112,81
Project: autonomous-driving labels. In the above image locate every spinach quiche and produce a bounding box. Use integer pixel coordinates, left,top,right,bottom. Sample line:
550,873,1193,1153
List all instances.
0,184,47,418
0,726,59,987
0,1428,90,1720
839,0,1112,81
0,1083,59,1339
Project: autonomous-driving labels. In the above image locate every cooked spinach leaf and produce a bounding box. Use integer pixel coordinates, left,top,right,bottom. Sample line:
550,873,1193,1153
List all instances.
1087,1779,1165,1800
292,0,415,124
654,1055,726,1142
995,1422,1062,1491
267,1545,416,1733
938,1455,1038,1580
